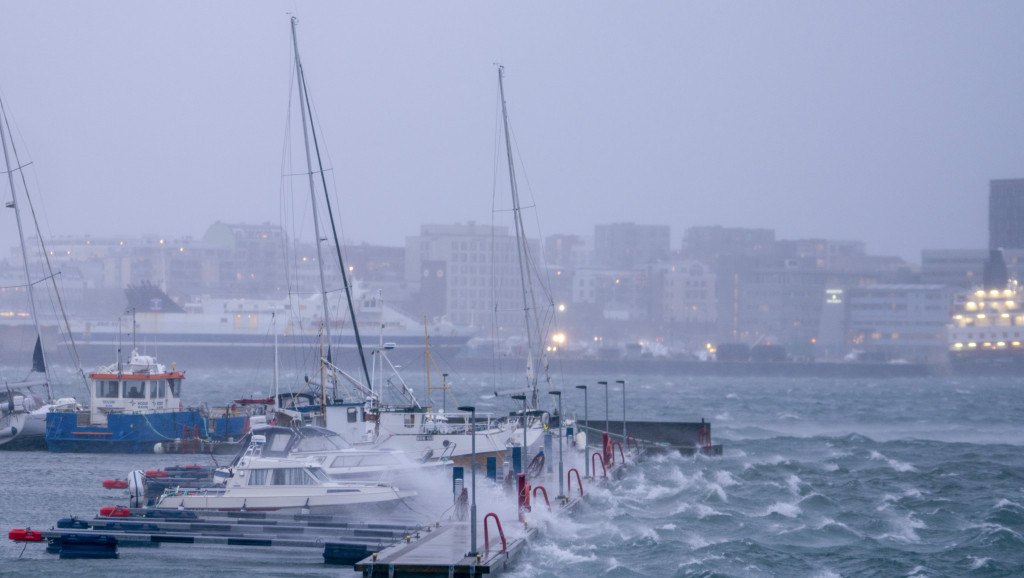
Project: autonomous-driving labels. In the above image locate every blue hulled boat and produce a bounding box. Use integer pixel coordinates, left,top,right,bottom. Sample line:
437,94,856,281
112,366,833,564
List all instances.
45,350,250,453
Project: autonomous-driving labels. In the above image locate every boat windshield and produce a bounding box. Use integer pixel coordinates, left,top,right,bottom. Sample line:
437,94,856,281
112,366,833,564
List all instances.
307,466,331,484
329,453,399,469
293,431,350,452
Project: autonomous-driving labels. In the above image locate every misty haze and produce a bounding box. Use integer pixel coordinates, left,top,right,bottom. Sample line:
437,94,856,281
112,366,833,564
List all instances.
2,4,1024,577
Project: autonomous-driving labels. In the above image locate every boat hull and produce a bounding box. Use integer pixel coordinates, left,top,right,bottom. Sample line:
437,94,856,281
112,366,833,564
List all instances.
374,426,546,466
45,410,251,453
63,330,470,368
155,486,414,513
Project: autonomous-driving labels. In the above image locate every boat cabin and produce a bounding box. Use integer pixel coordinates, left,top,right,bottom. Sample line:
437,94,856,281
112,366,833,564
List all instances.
323,401,374,443
227,433,334,488
87,350,184,425
228,459,332,489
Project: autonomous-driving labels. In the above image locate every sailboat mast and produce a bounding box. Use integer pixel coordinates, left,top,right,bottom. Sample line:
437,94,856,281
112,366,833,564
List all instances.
290,18,335,380
0,98,53,400
497,66,544,408
290,17,373,392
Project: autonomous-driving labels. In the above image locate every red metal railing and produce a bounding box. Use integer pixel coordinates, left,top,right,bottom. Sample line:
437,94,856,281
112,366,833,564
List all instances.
626,433,639,454
484,513,507,553
567,468,583,496
591,452,607,478
532,485,551,511
611,441,625,464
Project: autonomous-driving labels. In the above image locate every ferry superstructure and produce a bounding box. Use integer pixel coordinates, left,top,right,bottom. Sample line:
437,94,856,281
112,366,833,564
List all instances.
948,279,1024,366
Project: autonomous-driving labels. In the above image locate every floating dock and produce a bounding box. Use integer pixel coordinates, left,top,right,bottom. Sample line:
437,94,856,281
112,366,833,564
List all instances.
10,423,717,575
15,509,430,564
355,490,586,577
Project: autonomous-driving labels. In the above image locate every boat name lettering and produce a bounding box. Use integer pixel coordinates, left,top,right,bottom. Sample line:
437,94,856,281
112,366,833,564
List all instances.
416,435,434,441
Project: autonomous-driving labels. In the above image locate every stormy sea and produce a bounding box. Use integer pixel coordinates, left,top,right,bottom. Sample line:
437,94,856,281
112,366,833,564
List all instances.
2,366,1023,577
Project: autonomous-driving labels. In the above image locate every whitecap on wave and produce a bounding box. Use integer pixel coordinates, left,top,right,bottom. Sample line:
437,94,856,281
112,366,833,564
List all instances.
869,450,917,472
761,500,802,518
530,542,598,565
877,512,926,543
969,556,992,570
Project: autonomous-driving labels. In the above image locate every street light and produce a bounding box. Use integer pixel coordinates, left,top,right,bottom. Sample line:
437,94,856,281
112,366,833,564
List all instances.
617,379,626,443
598,381,609,434
510,394,528,480
457,405,478,557
551,390,564,500
575,385,589,478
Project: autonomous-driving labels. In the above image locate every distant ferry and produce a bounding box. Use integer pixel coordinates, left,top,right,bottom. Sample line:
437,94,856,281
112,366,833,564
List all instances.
948,250,1024,369
63,283,474,366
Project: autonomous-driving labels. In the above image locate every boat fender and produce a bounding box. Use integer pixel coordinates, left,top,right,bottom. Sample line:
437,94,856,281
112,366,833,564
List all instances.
102,480,128,489
179,401,183,411
574,431,587,449
128,470,146,508
9,529,43,542
153,442,165,454
541,412,550,427
0,426,16,440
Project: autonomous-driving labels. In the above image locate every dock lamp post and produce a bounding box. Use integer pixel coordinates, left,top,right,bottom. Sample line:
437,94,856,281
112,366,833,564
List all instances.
511,394,528,479
457,405,478,557
575,385,589,478
551,390,564,499
617,380,626,443
598,381,609,434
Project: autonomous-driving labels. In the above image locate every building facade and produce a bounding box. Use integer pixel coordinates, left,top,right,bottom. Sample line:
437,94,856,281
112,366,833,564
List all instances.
990,178,1024,250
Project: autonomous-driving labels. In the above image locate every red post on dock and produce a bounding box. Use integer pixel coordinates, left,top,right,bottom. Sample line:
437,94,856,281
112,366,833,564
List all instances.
516,473,531,521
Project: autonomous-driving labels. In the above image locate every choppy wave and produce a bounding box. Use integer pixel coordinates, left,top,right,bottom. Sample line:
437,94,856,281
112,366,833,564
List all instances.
5,373,1024,576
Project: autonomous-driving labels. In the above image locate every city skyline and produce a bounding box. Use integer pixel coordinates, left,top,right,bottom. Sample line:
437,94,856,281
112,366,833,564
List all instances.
0,213,990,270
2,3,1023,265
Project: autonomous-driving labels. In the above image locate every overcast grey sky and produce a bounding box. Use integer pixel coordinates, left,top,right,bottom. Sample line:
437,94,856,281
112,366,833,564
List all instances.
1,2,1023,264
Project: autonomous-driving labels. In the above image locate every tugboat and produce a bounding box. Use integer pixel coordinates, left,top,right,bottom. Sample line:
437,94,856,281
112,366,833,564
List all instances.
45,350,251,453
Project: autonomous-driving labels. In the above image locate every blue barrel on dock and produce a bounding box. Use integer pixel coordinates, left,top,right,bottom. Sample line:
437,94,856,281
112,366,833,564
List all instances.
452,466,464,500
57,534,119,559
323,543,370,565
57,518,89,530
544,432,553,472
486,456,497,480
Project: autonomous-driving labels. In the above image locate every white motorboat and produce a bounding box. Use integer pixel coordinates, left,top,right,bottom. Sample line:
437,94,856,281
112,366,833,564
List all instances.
229,425,451,485
154,434,414,513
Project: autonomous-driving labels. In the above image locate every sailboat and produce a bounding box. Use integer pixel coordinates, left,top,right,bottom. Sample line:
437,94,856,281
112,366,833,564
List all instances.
275,22,547,469
0,96,83,450
490,65,562,447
